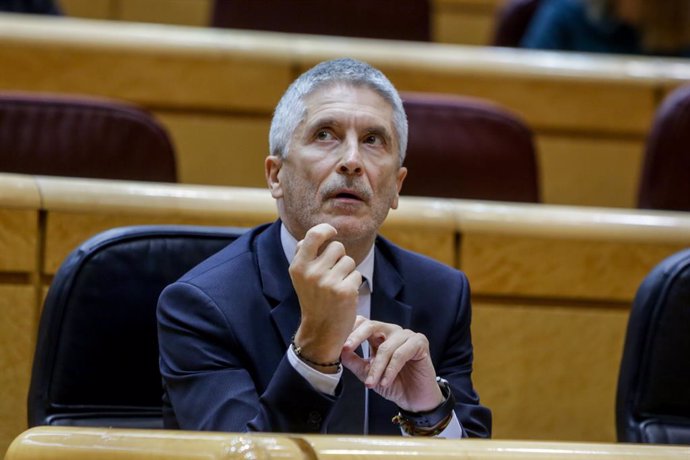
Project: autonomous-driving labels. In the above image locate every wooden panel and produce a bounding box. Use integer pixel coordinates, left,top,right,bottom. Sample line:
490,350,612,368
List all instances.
0,210,38,273
0,285,36,458
43,211,271,276
119,0,212,26
472,301,628,442
382,68,656,135
0,37,291,113
42,210,457,275
379,226,456,267
60,0,114,19
536,134,645,207
432,0,500,45
381,197,457,266
461,234,687,301
155,112,271,187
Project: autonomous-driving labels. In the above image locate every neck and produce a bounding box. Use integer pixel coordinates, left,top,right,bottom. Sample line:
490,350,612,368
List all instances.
340,235,376,266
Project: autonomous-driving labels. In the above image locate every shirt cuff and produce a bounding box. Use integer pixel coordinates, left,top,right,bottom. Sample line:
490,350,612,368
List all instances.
287,346,341,396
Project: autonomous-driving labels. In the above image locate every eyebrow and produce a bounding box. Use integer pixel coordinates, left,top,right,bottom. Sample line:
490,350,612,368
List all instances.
306,117,394,144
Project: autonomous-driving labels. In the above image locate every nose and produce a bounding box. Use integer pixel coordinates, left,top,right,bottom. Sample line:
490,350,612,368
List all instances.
337,139,363,176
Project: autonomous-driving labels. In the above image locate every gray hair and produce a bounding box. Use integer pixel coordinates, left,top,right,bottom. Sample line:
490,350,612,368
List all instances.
269,58,408,163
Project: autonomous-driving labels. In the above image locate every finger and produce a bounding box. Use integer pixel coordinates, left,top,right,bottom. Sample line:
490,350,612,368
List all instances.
379,334,429,388
344,320,396,353
364,330,411,388
341,349,370,383
294,223,337,262
318,243,353,275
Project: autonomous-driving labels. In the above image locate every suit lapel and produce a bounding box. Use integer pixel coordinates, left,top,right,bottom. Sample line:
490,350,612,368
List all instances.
257,221,301,347
370,243,411,329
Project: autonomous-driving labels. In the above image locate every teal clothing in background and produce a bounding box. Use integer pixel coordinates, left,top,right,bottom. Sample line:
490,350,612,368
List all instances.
521,0,690,57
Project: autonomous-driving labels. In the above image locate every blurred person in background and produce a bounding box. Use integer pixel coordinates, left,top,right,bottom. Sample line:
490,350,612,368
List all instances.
0,0,61,14
521,0,690,57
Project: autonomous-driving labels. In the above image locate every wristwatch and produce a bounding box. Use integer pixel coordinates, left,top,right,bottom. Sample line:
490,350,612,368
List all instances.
392,377,455,436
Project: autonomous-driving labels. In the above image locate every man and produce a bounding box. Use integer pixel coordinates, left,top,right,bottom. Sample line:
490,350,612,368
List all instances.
157,58,491,437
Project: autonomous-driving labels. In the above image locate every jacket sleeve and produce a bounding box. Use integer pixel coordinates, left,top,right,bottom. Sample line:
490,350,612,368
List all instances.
157,281,339,433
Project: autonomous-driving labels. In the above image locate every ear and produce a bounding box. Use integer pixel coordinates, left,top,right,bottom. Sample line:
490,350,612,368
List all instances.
265,155,284,199
390,166,407,210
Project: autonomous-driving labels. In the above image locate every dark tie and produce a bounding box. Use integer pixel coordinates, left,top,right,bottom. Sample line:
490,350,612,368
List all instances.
327,278,370,434
327,366,365,434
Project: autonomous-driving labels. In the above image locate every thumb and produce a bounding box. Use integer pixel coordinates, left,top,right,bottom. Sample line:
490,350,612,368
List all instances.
341,349,370,383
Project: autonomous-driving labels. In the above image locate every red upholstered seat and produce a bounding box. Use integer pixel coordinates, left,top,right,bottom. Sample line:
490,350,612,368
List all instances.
211,0,430,41
0,92,177,182
637,84,690,212
492,0,542,47
401,92,540,202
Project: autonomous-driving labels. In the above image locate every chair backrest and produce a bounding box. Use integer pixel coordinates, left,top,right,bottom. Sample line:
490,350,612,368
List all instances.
28,225,247,428
401,92,540,202
492,0,542,47
616,248,690,444
211,0,430,41
0,92,177,182
637,84,690,212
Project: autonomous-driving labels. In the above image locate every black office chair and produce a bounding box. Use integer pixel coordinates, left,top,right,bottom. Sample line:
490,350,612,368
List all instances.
28,225,247,428
616,248,690,444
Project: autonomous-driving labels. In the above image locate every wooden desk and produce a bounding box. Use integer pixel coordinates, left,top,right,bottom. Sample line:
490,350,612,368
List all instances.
7,427,690,460
0,175,41,460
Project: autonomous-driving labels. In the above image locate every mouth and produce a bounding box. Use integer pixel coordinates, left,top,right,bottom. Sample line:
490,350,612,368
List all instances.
333,190,364,201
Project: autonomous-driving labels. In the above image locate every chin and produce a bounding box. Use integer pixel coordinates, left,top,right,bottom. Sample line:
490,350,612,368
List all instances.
326,216,377,242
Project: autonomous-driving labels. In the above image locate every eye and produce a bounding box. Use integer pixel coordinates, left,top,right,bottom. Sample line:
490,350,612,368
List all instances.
315,129,335,141
363,133,384,146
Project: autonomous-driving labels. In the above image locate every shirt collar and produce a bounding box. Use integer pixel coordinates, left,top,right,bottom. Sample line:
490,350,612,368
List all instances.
280,223,374,292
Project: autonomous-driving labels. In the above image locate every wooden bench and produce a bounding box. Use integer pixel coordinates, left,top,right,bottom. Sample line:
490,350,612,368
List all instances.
2,14,690,208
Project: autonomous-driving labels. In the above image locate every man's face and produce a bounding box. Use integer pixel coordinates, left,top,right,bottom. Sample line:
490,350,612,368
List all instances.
266,83,407,245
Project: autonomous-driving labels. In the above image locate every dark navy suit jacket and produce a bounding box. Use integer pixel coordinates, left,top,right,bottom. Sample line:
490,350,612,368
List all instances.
157,220,491,436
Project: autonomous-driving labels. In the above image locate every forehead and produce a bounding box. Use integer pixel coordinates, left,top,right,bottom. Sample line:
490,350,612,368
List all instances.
302,83,395,128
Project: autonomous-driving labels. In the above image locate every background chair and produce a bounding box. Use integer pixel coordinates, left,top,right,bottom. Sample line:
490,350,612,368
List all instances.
637,84,690,212
492,0,541,47
0,91,177,182
28,225,247,428
211,0,430,41
616,248,690,444
401,92,540,202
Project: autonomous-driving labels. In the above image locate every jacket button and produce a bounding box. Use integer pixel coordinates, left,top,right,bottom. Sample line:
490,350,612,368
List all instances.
307,410,322,429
